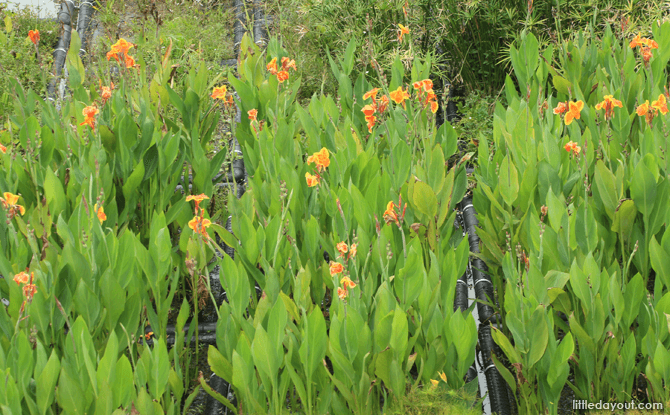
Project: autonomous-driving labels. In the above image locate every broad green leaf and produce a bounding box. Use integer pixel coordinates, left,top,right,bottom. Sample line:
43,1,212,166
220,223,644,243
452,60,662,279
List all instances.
594,160,618,220
631,156,657,217
499,155,519,206
413,181,437,221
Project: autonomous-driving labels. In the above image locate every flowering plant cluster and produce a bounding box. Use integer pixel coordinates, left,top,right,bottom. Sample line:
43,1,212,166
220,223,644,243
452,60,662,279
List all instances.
106,38,137,69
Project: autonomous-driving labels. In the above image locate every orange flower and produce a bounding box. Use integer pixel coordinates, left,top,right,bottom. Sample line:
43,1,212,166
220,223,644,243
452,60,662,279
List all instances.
564,100,584,125
652,94,668,115
439,371,447,382
83,105,99,118
430,101,439,114
277,70,290,83
106,50,120,62
267,57,278,75
307,148,330,172
397,24,410,42
188,216,212,238
305,172,320,187
421,79,433,91
337,287,348,300
383,201,399,226
630,33,643,49
211,85,228,100
186,193,209,214
124,54,136,68
553,101,568,115
80,117,95,129
101,86,112,103
390,86,410,109
377,95,389,113
564,141,580,156
349,243,357,259
340,276,357,289
93,203,106,225
281,57,297,71
637,100,651,116
13,271,30,285
336,242,348,257
363,88,379,101
0,144,6,154
430,379,439,388
23,283,37,300
365,114,376,133
329,261,344,276
1,192,26,217
111,38,135,55
361,104,376,117
28,29,40,45
594,95,623,121
248,109,258,122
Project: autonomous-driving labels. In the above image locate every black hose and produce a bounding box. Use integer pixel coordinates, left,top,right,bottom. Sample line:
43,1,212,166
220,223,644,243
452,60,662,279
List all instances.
252,0,268,47
76,0,97,57
47,0,75,102
459,196,513,415
233,0,247,58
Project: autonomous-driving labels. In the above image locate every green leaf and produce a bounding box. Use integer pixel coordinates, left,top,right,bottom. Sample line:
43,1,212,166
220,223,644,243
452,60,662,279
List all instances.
650,236,670,289
122,162,145,201
299,308,328,380
611,199,637,246
208,346,233,381
413,181,437,221
44,168,66,218
552,75,573,96
594,160,619,220
37,351,61,415
528,308,548,367
151,338,170,398
631,156,657,217
251,326,279,390
499,155,519,206
390,304,408,357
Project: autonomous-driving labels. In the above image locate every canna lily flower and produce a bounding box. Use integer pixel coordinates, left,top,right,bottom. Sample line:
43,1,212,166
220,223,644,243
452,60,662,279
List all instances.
637,100,654,125
80,105,99,129
267,57,278,75
377,95,389,113
337,287,348,300
211,85,228,100
564,100,584,125
281,57,297,71
397,24,410,42
305,172,320,187
383,201,399,226
111,38,135,55
28,29,40,45
1,192,26,217
439,372,447,382
13,271,30,285
106,50,120,62
0,144,6,154
248,109,259,123
629,33,643,49
93,203,106,225
340,276,357,289
553,101,568,115
349,243,357,259
389,86,410,109
124,54,136,68
101,86,112,103
430,100,438,114
23,283,37,300
329,261,344,276
412,81,423,90
564,141,580,156
361,104,376,117
652,94,669,115
186,193,209,214
365,114,376,133
188,216,212,238
277,70,290,83
307,147,330,172
336,242,348,257
430,379,439,389
422,79,433,91
363,88,379,102
594,95,623,121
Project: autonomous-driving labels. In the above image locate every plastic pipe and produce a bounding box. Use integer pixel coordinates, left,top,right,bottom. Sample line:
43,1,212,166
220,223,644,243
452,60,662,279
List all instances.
47,0,75,102
76,0,97,56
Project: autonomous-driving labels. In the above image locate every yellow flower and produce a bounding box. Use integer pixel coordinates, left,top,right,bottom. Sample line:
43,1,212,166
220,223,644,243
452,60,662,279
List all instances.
0,143,6,154
267,57,278,75
101,86,112,103
0,192,25,217
305,172,320,187
397,24,410,42
186,194,210,203
439,371,447,382
349,243,357,259
430,379,439,389
211,85,228,100
564,100,584,125
248,109,259,122
652,94,669,115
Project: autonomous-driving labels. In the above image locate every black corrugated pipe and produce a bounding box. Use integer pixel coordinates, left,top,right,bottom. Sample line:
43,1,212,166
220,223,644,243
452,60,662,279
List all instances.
252,0,268,47
233,0,247,59
75,0,97,56
47,0,75,102
459,196,513,415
